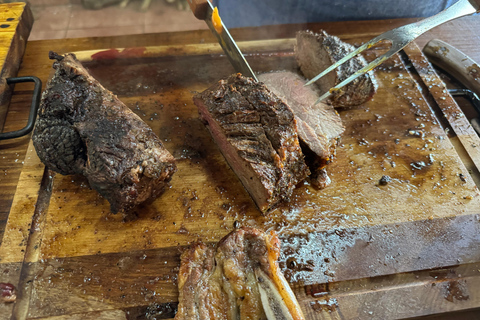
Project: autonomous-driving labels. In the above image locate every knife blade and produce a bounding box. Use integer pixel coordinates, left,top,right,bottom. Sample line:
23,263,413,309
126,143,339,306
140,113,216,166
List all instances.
188,0,257,81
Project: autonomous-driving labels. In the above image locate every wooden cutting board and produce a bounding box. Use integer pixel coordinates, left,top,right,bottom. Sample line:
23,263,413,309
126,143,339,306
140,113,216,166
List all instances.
0,2,33,133
1,37,480,319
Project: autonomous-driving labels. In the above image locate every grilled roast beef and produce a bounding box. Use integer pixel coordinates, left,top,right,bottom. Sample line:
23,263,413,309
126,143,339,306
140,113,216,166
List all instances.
32,52,177,214
176,227,305,320
194,74,309,213
258,71,344,188
296,30,377,108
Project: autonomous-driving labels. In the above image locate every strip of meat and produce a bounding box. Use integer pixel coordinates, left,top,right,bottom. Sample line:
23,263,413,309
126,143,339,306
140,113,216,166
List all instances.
33,52,177,214
194,74,309,213
176,243,230,318
0,283,16,303
295,30,378,108
258,71,344,188
175,227,305,320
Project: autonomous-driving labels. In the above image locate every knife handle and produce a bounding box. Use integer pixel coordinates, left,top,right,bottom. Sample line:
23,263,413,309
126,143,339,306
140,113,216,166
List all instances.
188,0,209,20
423,39,480,96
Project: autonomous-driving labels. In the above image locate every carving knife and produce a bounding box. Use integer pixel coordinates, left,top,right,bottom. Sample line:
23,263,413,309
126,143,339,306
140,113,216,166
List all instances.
188,0,258,81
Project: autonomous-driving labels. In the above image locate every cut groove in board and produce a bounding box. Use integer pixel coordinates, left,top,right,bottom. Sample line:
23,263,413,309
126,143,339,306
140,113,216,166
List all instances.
401,45,480,185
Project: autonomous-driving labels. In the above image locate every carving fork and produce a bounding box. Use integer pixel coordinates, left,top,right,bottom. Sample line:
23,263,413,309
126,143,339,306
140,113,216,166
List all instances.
306,0,480,105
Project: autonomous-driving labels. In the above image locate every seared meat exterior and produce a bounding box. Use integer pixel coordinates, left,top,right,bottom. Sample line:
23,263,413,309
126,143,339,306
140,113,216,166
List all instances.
258,71,344,188
176,227,305,320
194,74,309,213
295,30,377,108
33,52,177,214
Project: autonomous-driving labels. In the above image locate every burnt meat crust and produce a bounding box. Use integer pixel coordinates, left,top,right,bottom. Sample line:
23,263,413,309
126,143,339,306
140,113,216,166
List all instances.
194,74,309,213
33,51,177,214
296,30,378,108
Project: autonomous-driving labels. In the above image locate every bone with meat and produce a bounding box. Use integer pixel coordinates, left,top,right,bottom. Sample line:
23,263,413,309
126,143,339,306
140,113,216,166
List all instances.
175,227,305,320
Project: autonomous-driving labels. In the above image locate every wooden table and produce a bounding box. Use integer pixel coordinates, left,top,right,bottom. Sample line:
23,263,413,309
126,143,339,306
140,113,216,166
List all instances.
1,17,480,319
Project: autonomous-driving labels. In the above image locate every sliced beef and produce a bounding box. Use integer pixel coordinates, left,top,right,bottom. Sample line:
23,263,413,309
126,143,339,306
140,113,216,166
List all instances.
295,30,377,108
194,74,309,213
258,71,344,188
33,52,177,214
176,227,305,320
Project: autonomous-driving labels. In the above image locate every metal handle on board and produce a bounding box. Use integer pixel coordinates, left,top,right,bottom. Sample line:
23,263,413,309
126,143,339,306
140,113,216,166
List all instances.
0,76,42,140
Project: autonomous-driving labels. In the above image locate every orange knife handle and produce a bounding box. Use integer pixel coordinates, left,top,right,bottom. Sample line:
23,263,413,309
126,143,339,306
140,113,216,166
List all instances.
188,0,210,20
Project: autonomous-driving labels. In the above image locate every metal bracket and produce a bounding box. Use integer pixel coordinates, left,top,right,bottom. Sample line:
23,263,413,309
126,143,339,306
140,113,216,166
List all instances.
0,76,42,140
449,88,480,135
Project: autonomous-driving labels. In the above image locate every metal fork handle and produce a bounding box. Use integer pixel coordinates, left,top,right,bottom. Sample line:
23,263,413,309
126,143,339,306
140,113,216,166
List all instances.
411,0,479,37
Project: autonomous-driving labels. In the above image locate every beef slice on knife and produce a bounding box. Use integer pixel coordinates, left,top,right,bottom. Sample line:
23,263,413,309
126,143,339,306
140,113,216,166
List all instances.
296,30,378,108
258,71,344,188
32,52,177,215
194,73,309,213
175,227,305,320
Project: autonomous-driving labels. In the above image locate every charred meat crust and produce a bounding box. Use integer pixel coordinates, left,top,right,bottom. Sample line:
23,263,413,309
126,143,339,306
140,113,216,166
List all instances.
33,52,177,214
295,30,378,108
194,74,309,213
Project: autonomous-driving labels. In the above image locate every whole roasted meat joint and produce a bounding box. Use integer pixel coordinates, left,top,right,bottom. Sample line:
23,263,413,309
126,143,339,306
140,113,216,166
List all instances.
32,52,177,215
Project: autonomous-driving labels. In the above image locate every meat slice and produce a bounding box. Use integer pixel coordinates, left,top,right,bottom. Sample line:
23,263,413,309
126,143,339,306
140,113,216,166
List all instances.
194,74,309,213
176,227,305,320
258,71,344,188
32,52,177,214
295,30,377,108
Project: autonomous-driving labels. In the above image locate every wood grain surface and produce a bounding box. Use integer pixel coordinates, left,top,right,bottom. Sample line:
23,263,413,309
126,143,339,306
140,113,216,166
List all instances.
1,36,480,319
2,17,480,320
2,16,480,244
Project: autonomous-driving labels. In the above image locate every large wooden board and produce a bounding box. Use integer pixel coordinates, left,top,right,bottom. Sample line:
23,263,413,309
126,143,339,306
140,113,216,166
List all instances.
1,38,480,319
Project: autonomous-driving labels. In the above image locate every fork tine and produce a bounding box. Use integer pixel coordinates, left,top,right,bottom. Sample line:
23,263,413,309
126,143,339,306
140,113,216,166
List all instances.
304,34,385,86
313,53,392,105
